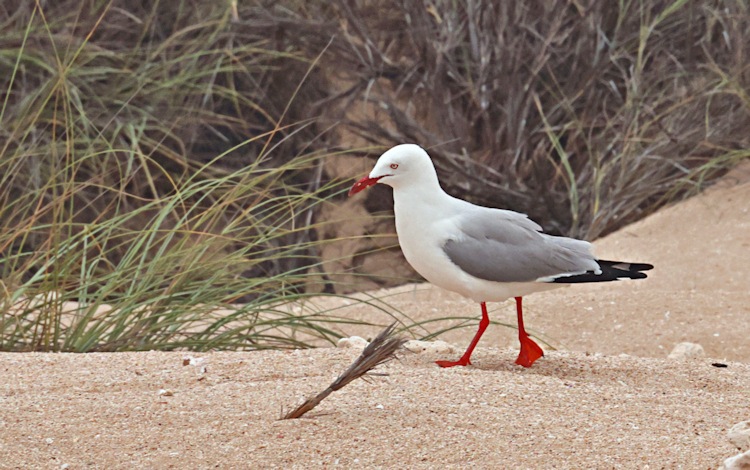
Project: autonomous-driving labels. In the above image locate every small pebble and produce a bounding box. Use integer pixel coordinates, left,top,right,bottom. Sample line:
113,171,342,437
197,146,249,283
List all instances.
667,342,705,360
402,340,455,355
182,356,205,366
720,449,750,470
337,336,369,349
729,421,750,451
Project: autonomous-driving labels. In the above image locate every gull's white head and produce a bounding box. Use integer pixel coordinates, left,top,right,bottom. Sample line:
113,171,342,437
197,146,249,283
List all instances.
348,144,438,196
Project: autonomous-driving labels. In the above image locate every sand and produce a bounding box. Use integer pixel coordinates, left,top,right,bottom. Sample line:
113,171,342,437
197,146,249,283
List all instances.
2,163,749,469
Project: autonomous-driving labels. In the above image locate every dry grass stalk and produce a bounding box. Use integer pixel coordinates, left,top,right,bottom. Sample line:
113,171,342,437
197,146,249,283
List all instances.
275,0,750,239
281,323,406,420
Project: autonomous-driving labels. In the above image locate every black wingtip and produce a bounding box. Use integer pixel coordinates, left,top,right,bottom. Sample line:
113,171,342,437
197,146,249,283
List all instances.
551,259,654,284
609,262,654,272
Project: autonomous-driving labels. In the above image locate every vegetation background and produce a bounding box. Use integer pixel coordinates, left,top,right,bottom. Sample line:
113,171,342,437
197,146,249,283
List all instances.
1,0,748,352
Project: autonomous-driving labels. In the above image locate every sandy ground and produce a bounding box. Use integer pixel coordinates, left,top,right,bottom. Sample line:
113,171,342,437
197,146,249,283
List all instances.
2,163,749,469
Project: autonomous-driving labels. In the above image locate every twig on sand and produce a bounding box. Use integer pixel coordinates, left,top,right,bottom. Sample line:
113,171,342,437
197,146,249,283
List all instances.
281,323,406,420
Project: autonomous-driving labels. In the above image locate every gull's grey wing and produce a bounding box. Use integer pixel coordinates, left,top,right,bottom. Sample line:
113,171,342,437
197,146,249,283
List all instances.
443,208,599,283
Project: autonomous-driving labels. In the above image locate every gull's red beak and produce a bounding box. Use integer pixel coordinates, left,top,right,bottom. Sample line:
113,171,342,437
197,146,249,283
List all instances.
348,175,383,197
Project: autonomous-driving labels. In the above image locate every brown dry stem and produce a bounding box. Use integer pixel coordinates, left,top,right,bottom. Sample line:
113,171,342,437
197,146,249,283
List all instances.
281,323,406,420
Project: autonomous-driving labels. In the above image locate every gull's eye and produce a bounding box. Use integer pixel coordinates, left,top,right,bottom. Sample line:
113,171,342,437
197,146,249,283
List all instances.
390,163,399,170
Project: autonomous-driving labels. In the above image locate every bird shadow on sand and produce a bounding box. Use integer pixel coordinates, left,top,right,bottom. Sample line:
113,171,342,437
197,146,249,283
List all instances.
446,351,742,396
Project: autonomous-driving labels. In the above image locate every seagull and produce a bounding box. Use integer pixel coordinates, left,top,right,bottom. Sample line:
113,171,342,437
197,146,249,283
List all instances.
348,144,653,368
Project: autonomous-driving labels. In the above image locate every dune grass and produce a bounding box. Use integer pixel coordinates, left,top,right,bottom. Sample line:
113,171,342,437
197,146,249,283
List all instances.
0,1,382,352
0,130,372,352
1,1,748,352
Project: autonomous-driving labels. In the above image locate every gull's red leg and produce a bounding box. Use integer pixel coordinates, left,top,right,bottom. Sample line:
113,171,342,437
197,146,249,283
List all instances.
436,302,490,368
514,296,544,367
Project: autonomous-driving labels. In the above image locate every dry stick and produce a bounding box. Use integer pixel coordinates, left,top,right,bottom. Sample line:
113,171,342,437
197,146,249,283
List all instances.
281,323,406,420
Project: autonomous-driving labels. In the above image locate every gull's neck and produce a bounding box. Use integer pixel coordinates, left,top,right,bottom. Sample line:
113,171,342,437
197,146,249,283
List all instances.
391,173,456,222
